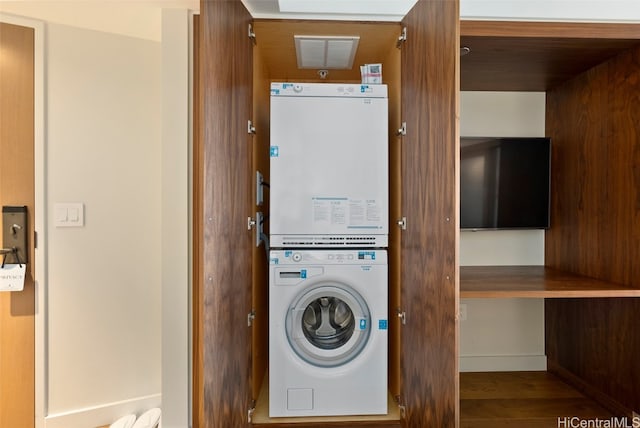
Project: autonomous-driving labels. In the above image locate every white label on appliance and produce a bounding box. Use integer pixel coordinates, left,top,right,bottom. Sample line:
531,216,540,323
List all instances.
313,197,381,229
349,199,381,228
312,198,347,225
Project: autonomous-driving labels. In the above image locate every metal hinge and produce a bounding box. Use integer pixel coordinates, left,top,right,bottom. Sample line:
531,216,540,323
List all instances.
248,24,256,44
247,119,256,134
397,121,407,136
247,216,256,230
396,27,407,48
34,231,38,249
397,217,407,230
248,400,256,422
397,308,406,325
247,310,256,327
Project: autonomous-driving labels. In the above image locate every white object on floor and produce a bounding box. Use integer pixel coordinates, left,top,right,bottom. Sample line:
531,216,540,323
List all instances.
110,414,136,428
131,408,161,428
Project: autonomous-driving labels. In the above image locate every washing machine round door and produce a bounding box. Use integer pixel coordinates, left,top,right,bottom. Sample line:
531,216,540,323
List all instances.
286,283,371,368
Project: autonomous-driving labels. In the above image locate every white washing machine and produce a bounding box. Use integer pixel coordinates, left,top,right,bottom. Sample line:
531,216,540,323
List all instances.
269,249,388,417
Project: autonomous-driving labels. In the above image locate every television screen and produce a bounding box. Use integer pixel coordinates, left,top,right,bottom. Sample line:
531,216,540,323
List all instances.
460,137,551,230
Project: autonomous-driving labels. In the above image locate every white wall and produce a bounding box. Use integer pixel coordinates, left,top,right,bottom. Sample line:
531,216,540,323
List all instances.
161,9,192,428
459,91,547,372
45,23,162,427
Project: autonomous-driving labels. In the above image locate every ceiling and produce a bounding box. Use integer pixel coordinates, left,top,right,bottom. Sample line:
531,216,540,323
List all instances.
2,1,640,92
0,0,416,41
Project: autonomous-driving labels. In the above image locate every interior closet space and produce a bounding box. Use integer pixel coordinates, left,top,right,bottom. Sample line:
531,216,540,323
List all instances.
459,19,640,423
196,1,459,425
249,20,403,424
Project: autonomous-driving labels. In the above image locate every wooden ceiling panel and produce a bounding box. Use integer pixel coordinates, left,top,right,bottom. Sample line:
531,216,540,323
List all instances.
460,21,640,92
253,20,401,82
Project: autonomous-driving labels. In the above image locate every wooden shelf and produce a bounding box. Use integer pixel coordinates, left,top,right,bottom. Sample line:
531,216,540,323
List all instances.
460,266,640,298
460,20,640,91
461,371,618,428
252,377,401,427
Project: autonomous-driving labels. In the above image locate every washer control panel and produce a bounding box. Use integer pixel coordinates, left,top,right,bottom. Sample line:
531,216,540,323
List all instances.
270,250,387,265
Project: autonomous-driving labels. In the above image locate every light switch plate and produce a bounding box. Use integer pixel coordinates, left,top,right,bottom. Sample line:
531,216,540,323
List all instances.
54,203,84,227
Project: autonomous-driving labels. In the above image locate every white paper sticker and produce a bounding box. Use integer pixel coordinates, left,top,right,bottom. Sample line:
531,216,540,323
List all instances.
0,264,26,292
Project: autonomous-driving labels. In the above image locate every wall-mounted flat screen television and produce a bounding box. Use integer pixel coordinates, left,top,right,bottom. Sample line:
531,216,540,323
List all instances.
460,137,551,230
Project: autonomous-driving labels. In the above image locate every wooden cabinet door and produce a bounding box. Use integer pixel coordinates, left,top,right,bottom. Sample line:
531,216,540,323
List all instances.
195,1,254,427
399,1,460,426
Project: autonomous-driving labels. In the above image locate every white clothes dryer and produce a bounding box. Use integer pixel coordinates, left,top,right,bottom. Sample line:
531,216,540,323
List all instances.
269,249,388,417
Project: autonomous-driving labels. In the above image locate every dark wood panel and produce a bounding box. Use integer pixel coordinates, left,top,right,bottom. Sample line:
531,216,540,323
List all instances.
196,1,254,427
460,266,640,298
546,299,640,415
460,21,640,91
400,1,459,426
545,44,640,414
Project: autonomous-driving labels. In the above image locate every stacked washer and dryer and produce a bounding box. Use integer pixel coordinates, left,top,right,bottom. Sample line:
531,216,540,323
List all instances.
268,82,389,417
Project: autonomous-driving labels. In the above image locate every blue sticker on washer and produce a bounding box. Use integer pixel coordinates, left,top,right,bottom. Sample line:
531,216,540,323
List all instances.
358,251,376,260
359,319,367,330
270,146,279,157
270,257,279,265
379,320,388,330
300,269,307,278
285,250,292,257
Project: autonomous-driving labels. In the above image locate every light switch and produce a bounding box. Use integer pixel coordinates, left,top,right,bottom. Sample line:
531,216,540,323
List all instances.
54,203,84,227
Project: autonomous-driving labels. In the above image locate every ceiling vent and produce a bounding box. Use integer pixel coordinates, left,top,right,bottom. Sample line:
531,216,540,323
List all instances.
294,35,360,69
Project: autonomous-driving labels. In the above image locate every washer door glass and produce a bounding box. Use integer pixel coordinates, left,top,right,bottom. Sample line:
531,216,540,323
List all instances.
287,283,371,367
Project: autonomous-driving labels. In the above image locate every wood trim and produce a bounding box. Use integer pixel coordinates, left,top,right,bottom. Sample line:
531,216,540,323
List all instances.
195,1,254,427
400,1,459,426
461,20,640,39
460,266,640,298
0,21,35,428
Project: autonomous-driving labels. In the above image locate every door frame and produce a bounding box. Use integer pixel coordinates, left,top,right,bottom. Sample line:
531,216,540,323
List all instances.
0,12,47,428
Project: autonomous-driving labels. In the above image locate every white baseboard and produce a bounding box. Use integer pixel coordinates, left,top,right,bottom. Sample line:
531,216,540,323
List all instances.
459,355,547,372
45,393,161,428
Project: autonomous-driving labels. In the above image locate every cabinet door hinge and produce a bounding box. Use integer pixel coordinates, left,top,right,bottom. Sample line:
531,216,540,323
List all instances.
247,310,256,327
396,27,407,48
397,217,407,230
248,24,256,44
248,400,256,422
248,119,256,134
395,395,407,419
397,121,407,136
397,308,407,325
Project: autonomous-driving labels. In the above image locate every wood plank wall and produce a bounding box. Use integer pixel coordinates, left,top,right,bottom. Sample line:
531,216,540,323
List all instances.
545,44,640,414
400,1,459,426
196,1,254,426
